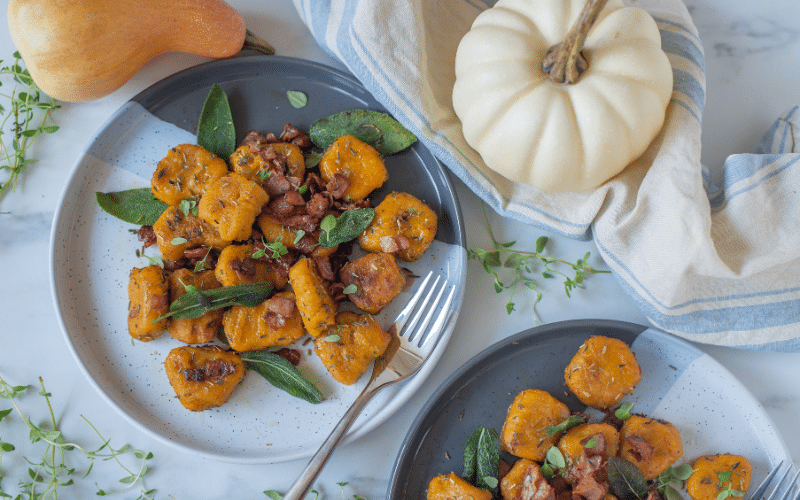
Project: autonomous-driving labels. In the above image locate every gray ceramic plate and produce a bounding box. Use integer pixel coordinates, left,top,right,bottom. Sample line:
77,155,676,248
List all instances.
50,55,466,463
388,319,791,499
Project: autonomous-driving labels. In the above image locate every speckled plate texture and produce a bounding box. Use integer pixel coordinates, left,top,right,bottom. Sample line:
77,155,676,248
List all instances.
388,320,791,499
49,55,467,464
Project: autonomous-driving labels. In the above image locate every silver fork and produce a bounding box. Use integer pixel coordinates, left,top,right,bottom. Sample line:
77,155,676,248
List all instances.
750,461,800,500
283,271,455,500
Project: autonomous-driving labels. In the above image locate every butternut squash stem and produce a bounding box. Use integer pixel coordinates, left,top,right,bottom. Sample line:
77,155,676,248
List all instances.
242,29,276,55
542,0,609,84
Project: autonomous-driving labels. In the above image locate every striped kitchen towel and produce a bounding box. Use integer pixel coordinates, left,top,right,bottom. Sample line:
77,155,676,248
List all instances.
292,0,800,351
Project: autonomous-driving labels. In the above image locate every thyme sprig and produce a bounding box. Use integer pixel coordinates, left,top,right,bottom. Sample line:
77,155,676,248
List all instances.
468,205,610,318
0,52,60,202
0,376,155,499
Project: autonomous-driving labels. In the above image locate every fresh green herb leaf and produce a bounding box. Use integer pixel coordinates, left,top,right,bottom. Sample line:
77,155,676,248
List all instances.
293,230,306,246
468,204,609,321
264,490,284,499
197,83,236,159
0,53,61,202
193,248,212,272
178,199,198,216
154,282,273,322
342,284,357,294
0,376,154,499
241,350,324,404
545,415,585,437
95,188,168,225
287,91,308,109
318,208,375,248
718,472,733,483
310,109,417,156
615,401,634,421
545,446,566,469
266,237,289,259
584,437,599,449
142,254,164,269
171,237,188,245
324,334,341,343
608,456,649,500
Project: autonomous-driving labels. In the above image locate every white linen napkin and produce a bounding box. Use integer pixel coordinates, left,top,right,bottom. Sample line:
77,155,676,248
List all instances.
291,0,800,352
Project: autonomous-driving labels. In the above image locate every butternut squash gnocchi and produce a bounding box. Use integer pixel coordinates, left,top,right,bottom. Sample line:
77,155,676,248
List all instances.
121,119,437,412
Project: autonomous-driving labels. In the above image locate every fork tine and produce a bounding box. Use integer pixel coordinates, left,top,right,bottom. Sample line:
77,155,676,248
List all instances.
750,462,786,500
768,468,800,500
392,271,434,333
417,284,455,350
405,278,448,345
399,274,442,340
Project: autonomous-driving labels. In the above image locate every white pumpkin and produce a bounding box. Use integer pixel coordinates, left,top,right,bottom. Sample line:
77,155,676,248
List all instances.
452,0,673,192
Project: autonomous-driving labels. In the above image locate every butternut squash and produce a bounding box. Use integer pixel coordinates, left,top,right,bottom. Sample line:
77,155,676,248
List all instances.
7,0,275,102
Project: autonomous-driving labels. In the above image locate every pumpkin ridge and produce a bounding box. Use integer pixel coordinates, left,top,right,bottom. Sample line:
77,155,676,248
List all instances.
475,78,549,154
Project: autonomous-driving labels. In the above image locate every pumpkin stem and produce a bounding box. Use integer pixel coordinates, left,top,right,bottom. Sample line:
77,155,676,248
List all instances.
542,0,609,84
242,29,276,55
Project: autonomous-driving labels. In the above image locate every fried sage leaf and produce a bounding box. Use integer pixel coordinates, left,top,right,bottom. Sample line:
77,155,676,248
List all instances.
318,208,375,248
608,456,649,500
241,350,324,404
154,282,273,322
463,425,500,493
95,188,168,225
309,109,417,156
197,83,236,159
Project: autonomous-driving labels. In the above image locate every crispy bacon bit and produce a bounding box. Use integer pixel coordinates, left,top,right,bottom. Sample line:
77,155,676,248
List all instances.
263,312,287,330
137,225,157,247
274,347,302,366
314,256,336,282
184,358,236,382
326,173,350,199
306,193,331,218
269,193,304,218
379,234,411,254
518,462,556,500
625,434,654,462
264,171,293,197
267,295,295,317
229,257,257,278
569,451,609,500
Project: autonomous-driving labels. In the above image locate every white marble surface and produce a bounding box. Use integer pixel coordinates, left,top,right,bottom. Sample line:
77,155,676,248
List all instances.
0,0,797,498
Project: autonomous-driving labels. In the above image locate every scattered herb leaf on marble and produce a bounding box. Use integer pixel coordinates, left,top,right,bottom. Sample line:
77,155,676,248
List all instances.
0,51,61,203
240,350,324,404
0,376,155,499
310,109,417,156
95,188,169,225
468,204,610,320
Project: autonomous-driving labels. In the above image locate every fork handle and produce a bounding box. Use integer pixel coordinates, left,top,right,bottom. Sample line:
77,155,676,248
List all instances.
282,384,381,500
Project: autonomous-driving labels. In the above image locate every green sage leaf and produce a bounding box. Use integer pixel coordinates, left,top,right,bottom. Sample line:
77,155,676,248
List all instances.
318,208,375,248
95,189,168,225
463,425,500,493
154,282,273,322
197,83,236,159
608,456,649,500
241,350,324,404
287,91,308,109
310,109,417,156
